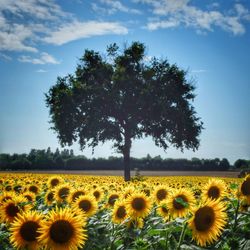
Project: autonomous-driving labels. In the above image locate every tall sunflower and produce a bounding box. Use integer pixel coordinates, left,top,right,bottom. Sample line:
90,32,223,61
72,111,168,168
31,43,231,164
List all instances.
240,175,250,200
107,193,120,208
22,192,36,203
156,201,169,221
126,218,144,229
28,184,40,195
92,188,103,202
153,185,170,204
166,188,195,218
38,207,87,250
45,191,55,206
202,179,226,201
47,176,64,189
0,196,31,223
69,188,86,203
9,211,43,250
112,201,128,224
125,192,152,219
72,195,98,218
0,191,14,204
188,199,227,247
54,184,71,203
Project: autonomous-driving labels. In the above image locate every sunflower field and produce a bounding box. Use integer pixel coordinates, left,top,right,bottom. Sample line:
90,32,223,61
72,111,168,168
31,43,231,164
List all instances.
0,173,249,250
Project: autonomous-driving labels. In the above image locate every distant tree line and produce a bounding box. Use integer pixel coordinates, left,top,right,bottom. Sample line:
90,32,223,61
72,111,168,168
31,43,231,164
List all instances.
1,147,247,171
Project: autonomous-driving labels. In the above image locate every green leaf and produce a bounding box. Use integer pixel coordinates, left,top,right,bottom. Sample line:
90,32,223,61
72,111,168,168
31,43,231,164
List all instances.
230,183,238,189
175,197,189,208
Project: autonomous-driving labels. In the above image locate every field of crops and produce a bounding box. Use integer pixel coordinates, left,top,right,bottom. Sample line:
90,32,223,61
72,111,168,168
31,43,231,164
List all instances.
0,173,249,250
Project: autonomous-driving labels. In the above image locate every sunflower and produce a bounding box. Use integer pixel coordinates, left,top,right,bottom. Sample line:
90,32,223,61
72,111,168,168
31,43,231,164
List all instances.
72,195,98,217
28,184,40,195
45,191,55,206
123,186,135,199
188,199,227,247
240,175,250,199
14,184,23,193
107,193,120,208
38,207,87,250
23,192,36,203
166,188,196,218
0,196,31,223
69,188,86,203
112,201,128,224
157,201,169,221
54,184,71,203
47,176,64,189
9,211,43,250
0,191,14,204
153,185,170,204
125,192,152,219
240,197,250,212
92,188,103,202
202,179,226,201
126,218,144,229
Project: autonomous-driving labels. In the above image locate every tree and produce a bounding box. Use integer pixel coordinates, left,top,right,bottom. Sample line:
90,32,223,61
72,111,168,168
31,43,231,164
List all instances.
46,41,203,181
234,159,249,169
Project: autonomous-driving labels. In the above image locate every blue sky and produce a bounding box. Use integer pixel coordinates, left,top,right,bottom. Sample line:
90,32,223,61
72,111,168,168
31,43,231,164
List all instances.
0,0,249,163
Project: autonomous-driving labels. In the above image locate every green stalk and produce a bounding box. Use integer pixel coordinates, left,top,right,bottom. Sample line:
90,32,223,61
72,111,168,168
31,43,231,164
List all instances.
177,222,187,250
233,198,240,231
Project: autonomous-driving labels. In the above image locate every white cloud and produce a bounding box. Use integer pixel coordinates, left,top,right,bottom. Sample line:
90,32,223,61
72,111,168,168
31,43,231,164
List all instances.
0,0,67,20
147,18,180,30
138,0,250,35
0,0,129,53
43,21,128,45
0,23,38,52
36,69,47,73
0,52,12,61
98,0,141,14
0,0,69,52
18,52,60,64
191,69,207,73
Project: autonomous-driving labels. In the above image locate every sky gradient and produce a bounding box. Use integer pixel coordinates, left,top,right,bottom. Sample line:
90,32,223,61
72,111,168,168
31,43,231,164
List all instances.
0,0,250,164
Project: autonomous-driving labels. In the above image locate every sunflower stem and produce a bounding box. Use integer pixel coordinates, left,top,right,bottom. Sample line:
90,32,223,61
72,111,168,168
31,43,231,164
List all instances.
177,222,187,250
233,198,240,231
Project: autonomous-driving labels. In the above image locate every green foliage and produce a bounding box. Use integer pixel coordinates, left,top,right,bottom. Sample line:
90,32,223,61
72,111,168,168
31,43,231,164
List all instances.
45,41,203,180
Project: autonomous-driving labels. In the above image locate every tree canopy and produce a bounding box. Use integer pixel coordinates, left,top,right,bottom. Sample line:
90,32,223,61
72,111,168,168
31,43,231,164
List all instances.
46,41,203,181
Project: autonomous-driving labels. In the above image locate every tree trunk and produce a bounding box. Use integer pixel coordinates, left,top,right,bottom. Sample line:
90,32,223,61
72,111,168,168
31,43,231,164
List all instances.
123,130,131,182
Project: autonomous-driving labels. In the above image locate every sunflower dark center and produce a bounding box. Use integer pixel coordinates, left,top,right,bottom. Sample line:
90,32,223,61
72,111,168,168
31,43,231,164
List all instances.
20,221,39,242
2,196,12,202
5,185,12,191
161,206,168,214
14,185,22,193
241,179,250,196
93,191,100,199
49,220,74,244
73,191,85,201
173,195,188,210
143,189,150,196
6,203,20,217
157,189,167,201
132,197,146,211
24,195,33,202
108,195,119,206
47,192,54,202
51,179,59,187
79,200,91,212
29,186,38,194
207,186,220,199
58,188,70,199
116,206,126,219
194,206,215,232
